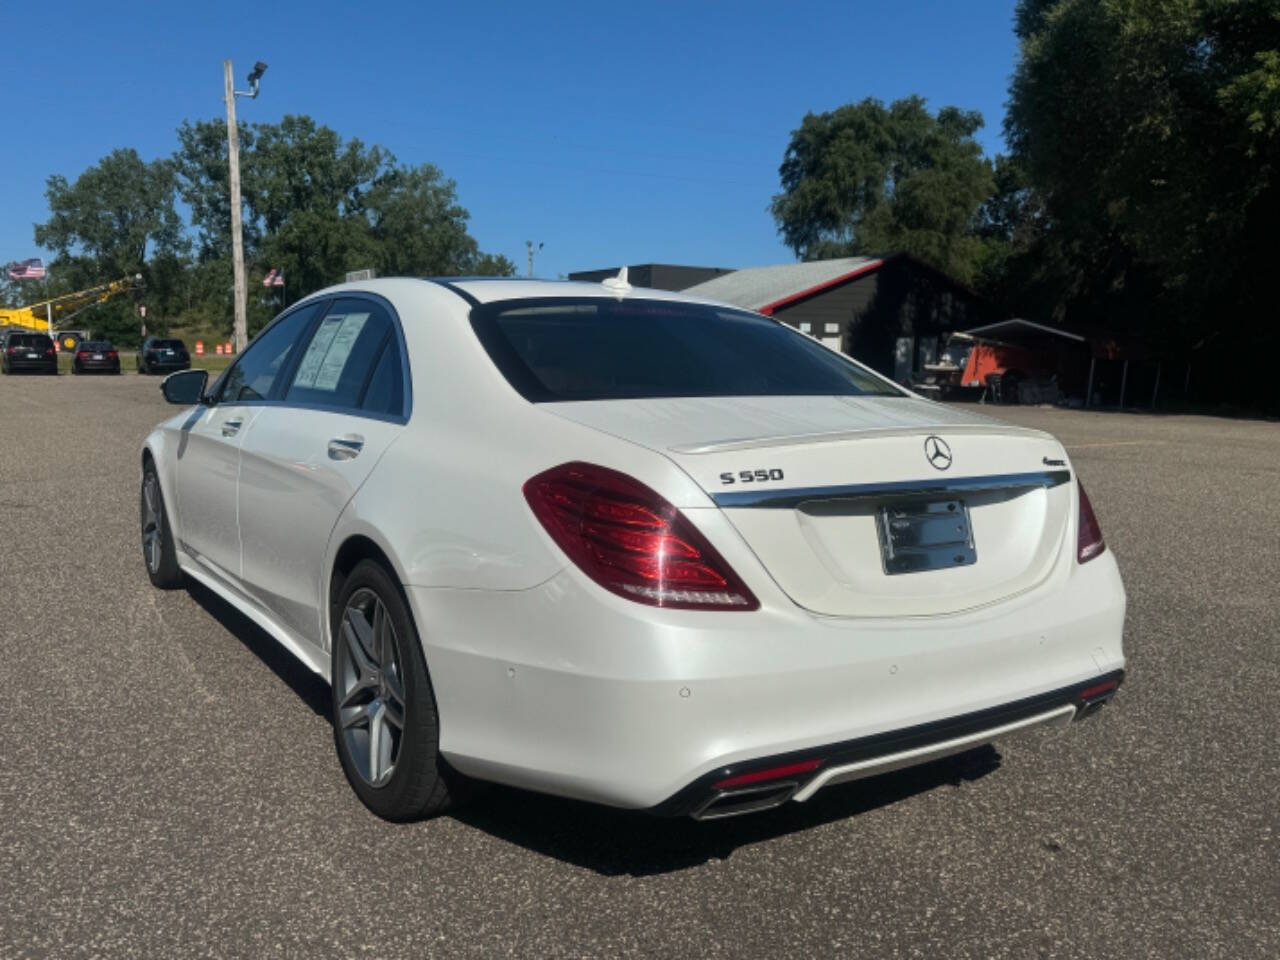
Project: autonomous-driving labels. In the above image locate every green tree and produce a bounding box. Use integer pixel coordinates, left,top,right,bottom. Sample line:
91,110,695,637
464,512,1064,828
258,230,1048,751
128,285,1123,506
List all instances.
32,149,186,343
771,97,994,283
367,163,516,277
174,114,513,326
174,119,258,262
35,148,186,274
971,153,1079,321
1003,0,1280,342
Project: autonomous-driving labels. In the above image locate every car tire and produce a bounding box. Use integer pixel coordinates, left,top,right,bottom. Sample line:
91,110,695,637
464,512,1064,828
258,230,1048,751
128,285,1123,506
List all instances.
331,559,463,821
140,462,183,589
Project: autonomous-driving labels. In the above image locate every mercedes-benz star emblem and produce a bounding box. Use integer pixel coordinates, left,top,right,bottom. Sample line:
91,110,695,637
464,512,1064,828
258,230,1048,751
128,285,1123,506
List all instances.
924,435,953,471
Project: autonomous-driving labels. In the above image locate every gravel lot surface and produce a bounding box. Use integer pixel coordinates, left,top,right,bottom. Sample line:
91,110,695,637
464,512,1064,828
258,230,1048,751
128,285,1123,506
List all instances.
1,373,1276,959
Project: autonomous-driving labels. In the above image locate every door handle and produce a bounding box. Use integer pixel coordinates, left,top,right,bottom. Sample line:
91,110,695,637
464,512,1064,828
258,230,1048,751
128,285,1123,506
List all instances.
221,418,244,437
328,435,365,461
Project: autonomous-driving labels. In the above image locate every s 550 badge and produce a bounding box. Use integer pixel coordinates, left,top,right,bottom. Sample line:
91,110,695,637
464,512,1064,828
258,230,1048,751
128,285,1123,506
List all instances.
720,469,784,485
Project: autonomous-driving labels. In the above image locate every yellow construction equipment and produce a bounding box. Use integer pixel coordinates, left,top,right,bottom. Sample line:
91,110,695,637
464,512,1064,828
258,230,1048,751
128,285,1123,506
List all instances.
0,274,144,351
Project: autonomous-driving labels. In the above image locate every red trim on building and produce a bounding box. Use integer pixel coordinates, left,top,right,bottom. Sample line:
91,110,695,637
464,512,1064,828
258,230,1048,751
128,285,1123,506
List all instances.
757,258,886,316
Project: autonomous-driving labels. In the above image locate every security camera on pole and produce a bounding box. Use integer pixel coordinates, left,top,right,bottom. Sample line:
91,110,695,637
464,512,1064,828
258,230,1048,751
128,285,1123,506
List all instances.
223,59,267,355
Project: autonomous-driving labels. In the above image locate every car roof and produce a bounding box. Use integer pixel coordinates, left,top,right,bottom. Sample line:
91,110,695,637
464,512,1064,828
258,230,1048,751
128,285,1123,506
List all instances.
299,276,738,311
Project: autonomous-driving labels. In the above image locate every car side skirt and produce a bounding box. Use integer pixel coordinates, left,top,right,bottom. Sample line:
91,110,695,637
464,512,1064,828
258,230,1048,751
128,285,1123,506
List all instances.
178,552,331,681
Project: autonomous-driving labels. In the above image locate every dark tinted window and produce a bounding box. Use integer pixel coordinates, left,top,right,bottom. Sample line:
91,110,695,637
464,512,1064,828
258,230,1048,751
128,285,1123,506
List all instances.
217,304,322,403
153,339,185,349
8,334,52,348
82,341,112,351
284,298,394,411
360,337,405,416
471,298,903,402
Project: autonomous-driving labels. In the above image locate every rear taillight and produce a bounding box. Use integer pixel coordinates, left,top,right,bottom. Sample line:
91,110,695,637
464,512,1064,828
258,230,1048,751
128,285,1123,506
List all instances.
45,348,55,356
523,462,759,610
76,351,89,359
108,351,118,359
1077,480,1105,563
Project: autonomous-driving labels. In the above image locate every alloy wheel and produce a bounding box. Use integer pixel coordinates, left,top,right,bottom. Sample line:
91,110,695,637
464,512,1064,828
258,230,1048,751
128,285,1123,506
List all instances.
336,588,406,787
141,473,163,574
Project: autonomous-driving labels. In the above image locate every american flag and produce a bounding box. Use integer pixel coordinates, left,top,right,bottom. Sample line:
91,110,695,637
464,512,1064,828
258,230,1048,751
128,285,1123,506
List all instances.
8,258,46,280
262,268,284,287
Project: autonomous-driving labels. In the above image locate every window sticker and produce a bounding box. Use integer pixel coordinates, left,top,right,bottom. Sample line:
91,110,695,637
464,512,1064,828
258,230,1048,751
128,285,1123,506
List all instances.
292,316,341,388
292,312,369,392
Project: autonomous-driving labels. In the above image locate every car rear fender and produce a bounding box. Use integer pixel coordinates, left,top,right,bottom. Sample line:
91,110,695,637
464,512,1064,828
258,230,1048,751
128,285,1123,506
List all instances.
140,414,198,551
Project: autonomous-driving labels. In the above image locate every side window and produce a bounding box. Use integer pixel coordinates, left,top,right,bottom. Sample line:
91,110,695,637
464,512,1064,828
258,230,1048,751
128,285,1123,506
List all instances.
360,337,405,416
284,298,396,412
217,304,322,403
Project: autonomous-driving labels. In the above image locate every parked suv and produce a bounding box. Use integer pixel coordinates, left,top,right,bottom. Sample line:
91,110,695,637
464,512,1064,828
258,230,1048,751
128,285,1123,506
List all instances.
137,338,191,375
2,332,58,374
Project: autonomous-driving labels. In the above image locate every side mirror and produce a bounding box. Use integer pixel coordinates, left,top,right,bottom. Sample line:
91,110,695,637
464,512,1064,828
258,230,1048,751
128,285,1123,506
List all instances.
161,369,209,406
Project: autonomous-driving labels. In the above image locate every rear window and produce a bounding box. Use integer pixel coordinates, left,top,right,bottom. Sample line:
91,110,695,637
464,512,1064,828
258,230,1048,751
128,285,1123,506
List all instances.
470,297,903,402
153,339,185,349
7,334,52,348
82,341,112,351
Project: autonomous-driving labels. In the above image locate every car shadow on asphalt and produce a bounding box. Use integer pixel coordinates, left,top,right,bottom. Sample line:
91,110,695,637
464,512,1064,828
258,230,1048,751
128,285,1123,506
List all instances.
185,580,332,721
449,747,1003,877
181,578,1003,875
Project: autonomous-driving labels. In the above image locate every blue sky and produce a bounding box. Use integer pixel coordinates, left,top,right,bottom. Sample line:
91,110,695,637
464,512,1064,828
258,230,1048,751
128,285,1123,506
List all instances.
2,0,1020,281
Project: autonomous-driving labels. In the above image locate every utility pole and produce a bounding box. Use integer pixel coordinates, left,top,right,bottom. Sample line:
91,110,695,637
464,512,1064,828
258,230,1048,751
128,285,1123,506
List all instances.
526,240,543,278
224,62,246,353
223,59,267,354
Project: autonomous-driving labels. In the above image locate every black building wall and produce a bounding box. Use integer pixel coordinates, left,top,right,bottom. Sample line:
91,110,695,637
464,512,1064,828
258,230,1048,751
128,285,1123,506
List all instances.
772,256,991,380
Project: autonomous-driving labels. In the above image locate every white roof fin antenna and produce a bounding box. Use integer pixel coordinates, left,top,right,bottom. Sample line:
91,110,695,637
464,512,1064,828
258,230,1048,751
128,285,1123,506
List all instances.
601,266,631,295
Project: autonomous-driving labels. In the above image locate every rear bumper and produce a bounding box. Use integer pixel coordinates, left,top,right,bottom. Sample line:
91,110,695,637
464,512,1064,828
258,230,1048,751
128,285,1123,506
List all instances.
649,670,1123,819
5,359,57,371
76,361,120,372
411,548,1127,812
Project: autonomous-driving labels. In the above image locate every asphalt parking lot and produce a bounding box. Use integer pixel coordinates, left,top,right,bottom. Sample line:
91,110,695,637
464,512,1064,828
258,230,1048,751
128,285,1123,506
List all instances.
1,372,1276,959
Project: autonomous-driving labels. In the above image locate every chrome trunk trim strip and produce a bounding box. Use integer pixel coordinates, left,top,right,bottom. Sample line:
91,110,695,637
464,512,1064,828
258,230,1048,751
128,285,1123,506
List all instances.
711,469,1071,509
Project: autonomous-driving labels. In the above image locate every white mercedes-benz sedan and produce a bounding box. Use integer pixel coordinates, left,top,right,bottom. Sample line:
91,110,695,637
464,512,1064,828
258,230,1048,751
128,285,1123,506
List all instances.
140,276,1125,821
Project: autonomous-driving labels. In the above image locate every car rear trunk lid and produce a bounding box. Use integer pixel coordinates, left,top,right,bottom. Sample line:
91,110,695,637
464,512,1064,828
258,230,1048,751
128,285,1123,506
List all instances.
544,396,1073,617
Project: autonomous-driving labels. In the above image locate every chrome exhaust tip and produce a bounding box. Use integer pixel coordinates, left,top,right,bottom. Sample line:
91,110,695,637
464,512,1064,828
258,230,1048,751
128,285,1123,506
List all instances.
690,781,799,821
1076,690,1115,720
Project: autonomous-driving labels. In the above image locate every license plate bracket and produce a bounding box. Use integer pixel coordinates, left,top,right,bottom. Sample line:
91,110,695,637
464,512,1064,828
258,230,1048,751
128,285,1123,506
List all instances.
876,499,977,575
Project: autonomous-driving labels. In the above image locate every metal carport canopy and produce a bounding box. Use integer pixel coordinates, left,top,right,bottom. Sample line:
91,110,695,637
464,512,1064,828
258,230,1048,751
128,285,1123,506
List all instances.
960,318,1086,343
962,318,1121,408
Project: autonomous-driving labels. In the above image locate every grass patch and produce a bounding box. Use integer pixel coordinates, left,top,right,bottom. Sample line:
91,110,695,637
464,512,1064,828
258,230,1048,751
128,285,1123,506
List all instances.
57,352,237,375
191,354,236,374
